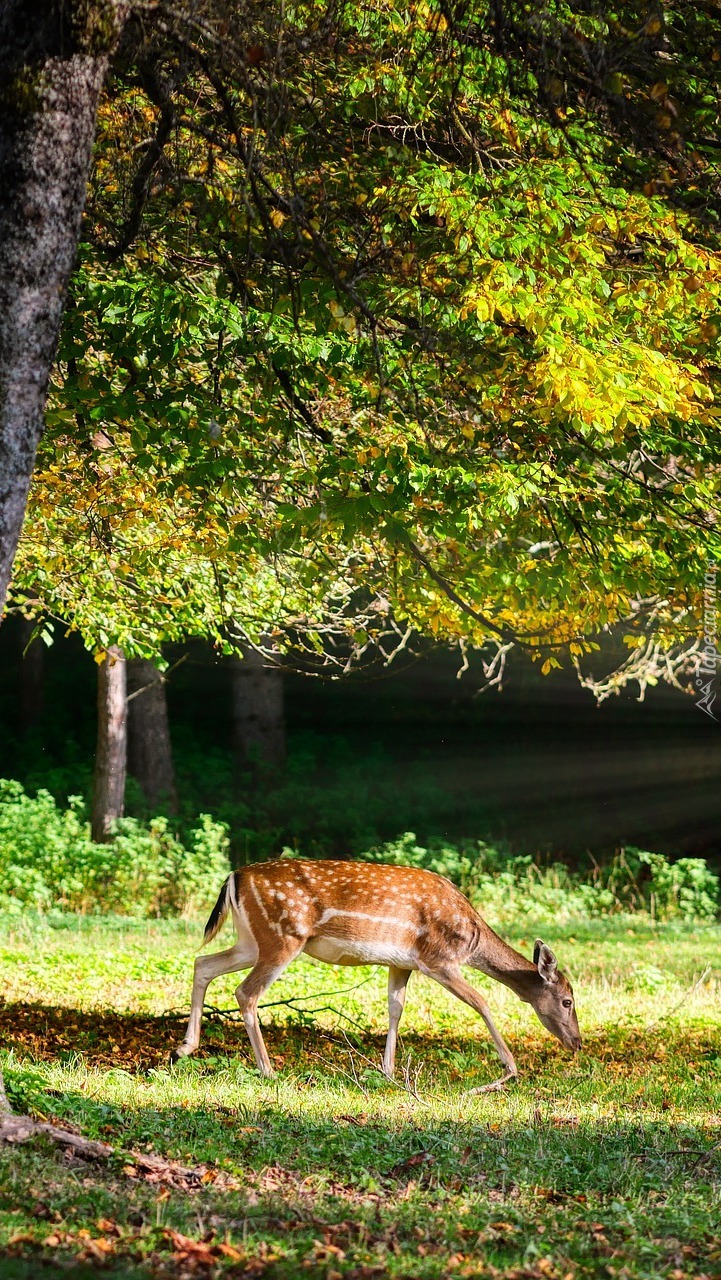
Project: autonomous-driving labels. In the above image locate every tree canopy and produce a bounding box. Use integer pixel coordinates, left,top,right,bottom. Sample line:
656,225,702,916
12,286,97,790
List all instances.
8,0,721,683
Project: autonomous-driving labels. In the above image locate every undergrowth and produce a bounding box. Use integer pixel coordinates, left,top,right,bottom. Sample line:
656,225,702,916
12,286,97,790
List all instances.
369,832,721,924
0,780,718,922
0,780,229,916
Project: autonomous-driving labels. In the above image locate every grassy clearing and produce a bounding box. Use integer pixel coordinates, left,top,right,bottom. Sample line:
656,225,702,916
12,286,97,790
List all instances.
1,911,720,1278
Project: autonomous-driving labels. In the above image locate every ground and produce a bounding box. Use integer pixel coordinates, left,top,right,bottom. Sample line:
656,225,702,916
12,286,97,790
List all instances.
0,912,719,1278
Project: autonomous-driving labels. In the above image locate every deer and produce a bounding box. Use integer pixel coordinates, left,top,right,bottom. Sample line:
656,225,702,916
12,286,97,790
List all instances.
170,859,582,1091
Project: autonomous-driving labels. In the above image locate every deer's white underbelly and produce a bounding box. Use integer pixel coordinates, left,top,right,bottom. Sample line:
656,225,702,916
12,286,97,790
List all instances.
303,935,417,968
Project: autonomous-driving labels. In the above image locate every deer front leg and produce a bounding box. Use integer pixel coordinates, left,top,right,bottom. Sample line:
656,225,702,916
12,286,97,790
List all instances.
383,966,411,1078
423,965,518,1093
170,945,253,1064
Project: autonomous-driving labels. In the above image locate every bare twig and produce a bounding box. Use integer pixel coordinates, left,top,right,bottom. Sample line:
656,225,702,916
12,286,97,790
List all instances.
0,1113,113,1158
125,653,189,702
338,1031,436,1107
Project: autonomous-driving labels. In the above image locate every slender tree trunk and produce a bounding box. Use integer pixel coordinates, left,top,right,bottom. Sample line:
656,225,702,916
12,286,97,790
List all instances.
0,0,127,1122
92,646,127,842
231,642,286,769
127,658,178,813
0,1,127,616
18,616,44,730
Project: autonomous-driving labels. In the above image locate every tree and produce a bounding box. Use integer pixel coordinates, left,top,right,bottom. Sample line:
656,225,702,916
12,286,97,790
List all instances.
231,643,286,770
4,2,721,683
127,658,178,812
0,0,129,1114
11,0,717,693
92,645,127,842
0,0,127,612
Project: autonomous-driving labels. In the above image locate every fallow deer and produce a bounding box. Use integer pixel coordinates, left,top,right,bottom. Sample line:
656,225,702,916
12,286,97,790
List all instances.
171,860,581,1091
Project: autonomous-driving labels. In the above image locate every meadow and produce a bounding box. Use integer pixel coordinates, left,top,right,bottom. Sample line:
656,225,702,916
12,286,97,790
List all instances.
1,910,719,1279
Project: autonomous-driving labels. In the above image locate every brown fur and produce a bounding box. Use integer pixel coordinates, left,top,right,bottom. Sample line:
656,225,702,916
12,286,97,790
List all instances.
172,859,582,1087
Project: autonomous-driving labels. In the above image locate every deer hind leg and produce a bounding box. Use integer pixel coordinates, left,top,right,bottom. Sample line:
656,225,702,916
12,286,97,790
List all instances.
235,940,306,1078
423,964,518,1093
383,966,411,1079
170,944,256,1064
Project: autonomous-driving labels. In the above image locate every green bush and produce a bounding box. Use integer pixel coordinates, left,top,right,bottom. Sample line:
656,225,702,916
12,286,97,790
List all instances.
1,778,717,924
0,779,230,916
363,833,720,924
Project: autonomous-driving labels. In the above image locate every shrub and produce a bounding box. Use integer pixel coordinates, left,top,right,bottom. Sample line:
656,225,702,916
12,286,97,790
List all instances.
362,833,720,924
0,779,230,917
612,847,720,923
1,778,717,924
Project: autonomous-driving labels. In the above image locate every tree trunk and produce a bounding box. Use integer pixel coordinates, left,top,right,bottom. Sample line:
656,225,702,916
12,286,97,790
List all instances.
127,658,178,813
231,643,286,769
92,645,127,842
0,1,127,616
18,616,44,730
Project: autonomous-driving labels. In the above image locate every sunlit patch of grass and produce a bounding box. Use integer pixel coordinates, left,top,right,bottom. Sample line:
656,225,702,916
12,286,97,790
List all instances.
1,912,720,1277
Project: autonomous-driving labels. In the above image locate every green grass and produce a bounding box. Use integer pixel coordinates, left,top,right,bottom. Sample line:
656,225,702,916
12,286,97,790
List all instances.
1,911,720,1278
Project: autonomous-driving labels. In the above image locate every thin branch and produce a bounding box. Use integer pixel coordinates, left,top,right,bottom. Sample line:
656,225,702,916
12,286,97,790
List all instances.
125,652,188,702
404,536,515,642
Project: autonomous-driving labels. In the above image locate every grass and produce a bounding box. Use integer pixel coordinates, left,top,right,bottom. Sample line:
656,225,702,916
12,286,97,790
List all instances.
0,910,720,1278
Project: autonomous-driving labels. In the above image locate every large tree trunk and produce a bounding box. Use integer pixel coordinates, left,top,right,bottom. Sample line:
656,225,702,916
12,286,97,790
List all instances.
92,645,127,842
231,643,286,769
127,658,178,813
0,1,127,615
18,616,44,731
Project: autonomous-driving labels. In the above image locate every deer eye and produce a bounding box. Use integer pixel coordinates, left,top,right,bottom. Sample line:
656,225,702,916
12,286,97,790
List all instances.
562,999,573,1009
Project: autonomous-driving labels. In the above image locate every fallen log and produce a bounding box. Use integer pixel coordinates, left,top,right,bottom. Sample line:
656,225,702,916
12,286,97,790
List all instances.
0,1110,236,1188
0,1112,112,1159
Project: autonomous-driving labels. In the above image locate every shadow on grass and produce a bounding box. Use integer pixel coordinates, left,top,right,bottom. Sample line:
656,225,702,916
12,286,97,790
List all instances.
1,995,719,1074
2,1078,719,1200
1,1092,720,1279
1,1019,720,1280
0,1264,143,1280
0,1000,719,1185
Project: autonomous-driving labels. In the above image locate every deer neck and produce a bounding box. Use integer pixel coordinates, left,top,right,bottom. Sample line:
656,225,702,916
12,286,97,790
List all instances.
470,921,540,1003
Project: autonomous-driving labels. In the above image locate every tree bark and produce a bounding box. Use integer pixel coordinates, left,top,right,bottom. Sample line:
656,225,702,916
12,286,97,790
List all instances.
231,643,286,769
0,1,127,616
92,645,127,841
127,657,178,813
18,616,44,730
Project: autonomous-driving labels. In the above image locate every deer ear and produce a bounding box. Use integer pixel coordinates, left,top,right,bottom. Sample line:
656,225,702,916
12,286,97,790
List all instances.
534,939,558,983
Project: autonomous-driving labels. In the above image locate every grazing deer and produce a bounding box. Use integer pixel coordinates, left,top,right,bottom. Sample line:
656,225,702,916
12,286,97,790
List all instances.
171,860,581,1091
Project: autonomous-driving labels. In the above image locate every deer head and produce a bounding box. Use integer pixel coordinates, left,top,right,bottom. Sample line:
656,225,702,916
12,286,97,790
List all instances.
529,939,582,1051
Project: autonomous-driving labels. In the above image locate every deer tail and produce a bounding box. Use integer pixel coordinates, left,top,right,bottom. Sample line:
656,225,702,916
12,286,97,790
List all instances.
202,873,237,947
